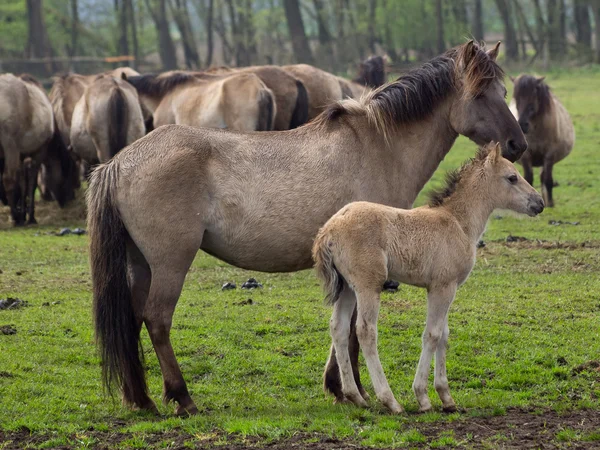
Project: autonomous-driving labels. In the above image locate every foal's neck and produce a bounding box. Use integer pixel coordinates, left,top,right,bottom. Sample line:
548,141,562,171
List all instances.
442,185,494,243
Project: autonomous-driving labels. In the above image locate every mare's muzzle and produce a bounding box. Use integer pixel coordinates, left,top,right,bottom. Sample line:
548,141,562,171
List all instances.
503,137,528,162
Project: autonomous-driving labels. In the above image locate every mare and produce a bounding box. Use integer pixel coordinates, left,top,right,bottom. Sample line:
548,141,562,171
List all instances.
284,55,387,120
509,75,574,207
125,71,276,132
70,74,146,164
86,41,527,415
312,142,544,414
0,74,76,225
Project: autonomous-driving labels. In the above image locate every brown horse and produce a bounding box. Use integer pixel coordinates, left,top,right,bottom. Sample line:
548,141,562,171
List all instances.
284,55,387,120
313,142,543,413
509,75,575,207
125,71,275,132
70,74,146,164
86,41,526,415
206,65,309,130
0,74,76,225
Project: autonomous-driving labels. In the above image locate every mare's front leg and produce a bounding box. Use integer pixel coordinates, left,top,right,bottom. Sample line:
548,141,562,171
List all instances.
2,140,25,225
328,285,367,407
541,159,554,207
520,153,534,186
355,289,403,413
413,284,456,413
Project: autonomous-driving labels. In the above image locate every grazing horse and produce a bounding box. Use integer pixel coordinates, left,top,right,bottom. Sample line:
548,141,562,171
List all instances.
284,55,387,120
206,66,309,130
312,142,544,414
0,74,76,225
70,74,146,164
509,75,575,207
86,41,527,416
125,71,276,132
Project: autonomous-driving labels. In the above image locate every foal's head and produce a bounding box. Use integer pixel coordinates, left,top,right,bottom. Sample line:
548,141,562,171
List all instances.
474,143,544,216
511,75,551,134
448,41,527,162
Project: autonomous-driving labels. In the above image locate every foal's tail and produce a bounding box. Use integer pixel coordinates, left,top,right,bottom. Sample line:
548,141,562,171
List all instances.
87,161,149,406
312,229,345,305
107,86,129,158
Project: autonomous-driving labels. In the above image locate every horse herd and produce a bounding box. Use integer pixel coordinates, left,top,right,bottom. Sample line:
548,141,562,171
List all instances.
2,40,576,415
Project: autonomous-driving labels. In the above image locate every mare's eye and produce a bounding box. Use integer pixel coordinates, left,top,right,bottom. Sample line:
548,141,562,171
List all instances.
507,175,518,184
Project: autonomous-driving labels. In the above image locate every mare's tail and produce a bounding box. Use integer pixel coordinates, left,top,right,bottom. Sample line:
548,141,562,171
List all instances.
107,87,129,158
312,229,345,305
289,80,309,129
87,160,149,406
256,88,275,131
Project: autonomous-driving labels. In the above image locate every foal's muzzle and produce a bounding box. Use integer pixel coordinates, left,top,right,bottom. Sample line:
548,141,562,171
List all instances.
527,196,545,216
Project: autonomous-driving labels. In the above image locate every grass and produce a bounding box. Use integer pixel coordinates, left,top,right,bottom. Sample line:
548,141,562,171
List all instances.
1,69,600,449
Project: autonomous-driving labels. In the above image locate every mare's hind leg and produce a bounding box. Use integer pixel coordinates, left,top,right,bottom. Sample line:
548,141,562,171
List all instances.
328,284,367,407
521,153,534,186
324,306,369,403
541,159,554,207
0,160,8,205
24,158,40,225
144,247,199,416
123,238,158,412
2,139,25,225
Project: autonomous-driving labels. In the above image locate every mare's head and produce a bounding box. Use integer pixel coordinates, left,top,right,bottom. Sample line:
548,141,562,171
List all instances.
354,56,387,88
511,74,551,134
448,41,527,162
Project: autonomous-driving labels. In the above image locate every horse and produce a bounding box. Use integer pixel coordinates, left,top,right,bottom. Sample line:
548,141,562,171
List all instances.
0,74,76,225
86,41,527,416
284,55,387,120
509,75,575,207
124,71,276,132
206,65,309,130
312,142,544,414
70,74,147,164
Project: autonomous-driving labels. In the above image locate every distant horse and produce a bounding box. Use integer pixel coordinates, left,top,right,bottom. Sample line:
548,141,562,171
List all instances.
206,65,309,130
284,55,387,120
0,74,76,225
86,41,527,416
509,75,574,207
70,74,146,164
313,142,543,414
125,71,276,131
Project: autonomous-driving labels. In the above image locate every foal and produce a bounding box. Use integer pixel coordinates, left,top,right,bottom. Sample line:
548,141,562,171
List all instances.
313,143,544,413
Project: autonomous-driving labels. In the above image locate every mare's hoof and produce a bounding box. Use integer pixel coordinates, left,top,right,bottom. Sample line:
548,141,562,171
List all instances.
417,405,433,414
384,400,404,414
345,393,368,408
359,389,370,401
27,218,37,226
175,403,199,416
442,404,458,413
382,280,399,292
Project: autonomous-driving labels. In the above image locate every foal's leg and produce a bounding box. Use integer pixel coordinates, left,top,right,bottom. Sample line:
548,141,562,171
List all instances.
144,250,199,416
355,289,403,413
323,305,369,403
413,284,456,412
434,318,456,412
541,159,554,207
329,285,367,407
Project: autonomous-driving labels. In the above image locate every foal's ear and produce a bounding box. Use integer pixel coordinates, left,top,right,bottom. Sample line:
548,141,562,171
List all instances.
487,41,501,61
489,142,502,164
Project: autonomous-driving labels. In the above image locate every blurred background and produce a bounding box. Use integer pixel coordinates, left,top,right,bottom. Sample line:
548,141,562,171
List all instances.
1,0,599,81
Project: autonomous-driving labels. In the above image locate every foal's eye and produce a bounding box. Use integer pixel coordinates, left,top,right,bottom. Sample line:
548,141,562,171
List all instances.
507,175,518,184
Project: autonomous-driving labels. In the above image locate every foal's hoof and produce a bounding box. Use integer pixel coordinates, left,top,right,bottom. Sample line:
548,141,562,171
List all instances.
384,400,404,415
175,403,199,416
417,405,433,414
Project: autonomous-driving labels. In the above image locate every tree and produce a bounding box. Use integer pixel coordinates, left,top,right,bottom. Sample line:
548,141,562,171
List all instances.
116,0,129,59
169,0,200,69
69,0,79,59
472,0,484,41
283,0,315,64
593,2,600,63
574,0,592,50
205,0,214,67
145,0,178,70
493,0,519,61
125,0,139,69
435,0,444,53
547,0,567,60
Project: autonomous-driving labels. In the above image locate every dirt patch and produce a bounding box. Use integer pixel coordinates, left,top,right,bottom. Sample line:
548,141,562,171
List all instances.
1,408,600,449
0,325,17,335
491,239,600,250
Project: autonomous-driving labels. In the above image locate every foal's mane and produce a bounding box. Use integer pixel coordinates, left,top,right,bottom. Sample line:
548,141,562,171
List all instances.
513,75,552,116
428,145,490,207
313,41,503,136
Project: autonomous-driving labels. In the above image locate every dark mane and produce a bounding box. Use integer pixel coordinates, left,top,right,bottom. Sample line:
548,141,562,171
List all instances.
313,41,503,134
353,55,386,88
125,72,196,96
428,145,490,207
18,73,43,89
513,75,552,116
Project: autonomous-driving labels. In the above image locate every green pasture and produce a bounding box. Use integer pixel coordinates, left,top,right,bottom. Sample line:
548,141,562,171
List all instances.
1,70,599,449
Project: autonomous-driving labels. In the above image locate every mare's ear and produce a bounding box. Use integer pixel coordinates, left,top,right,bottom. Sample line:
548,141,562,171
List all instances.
509,75,516,83
459,40,477,69
487,41,501,61
536,76,546,84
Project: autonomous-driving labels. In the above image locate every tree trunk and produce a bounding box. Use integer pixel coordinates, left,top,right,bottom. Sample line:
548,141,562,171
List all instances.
367,0,377,53
451,0,468,44
547,0,566,60
117,0,130,60
225,0,247,66
69,0,79,59
435,0,444,53
26,0,56,74
125,0,139,69
574,0,592,49
240,0,258,66
532,0,547,65
593,3,600,63
170,0,200,69
513,0,540,56
145,0,178,70
472,0,484,41
494,0,519,61
312,0,335,69
205,0,214,67
283,0,315,64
